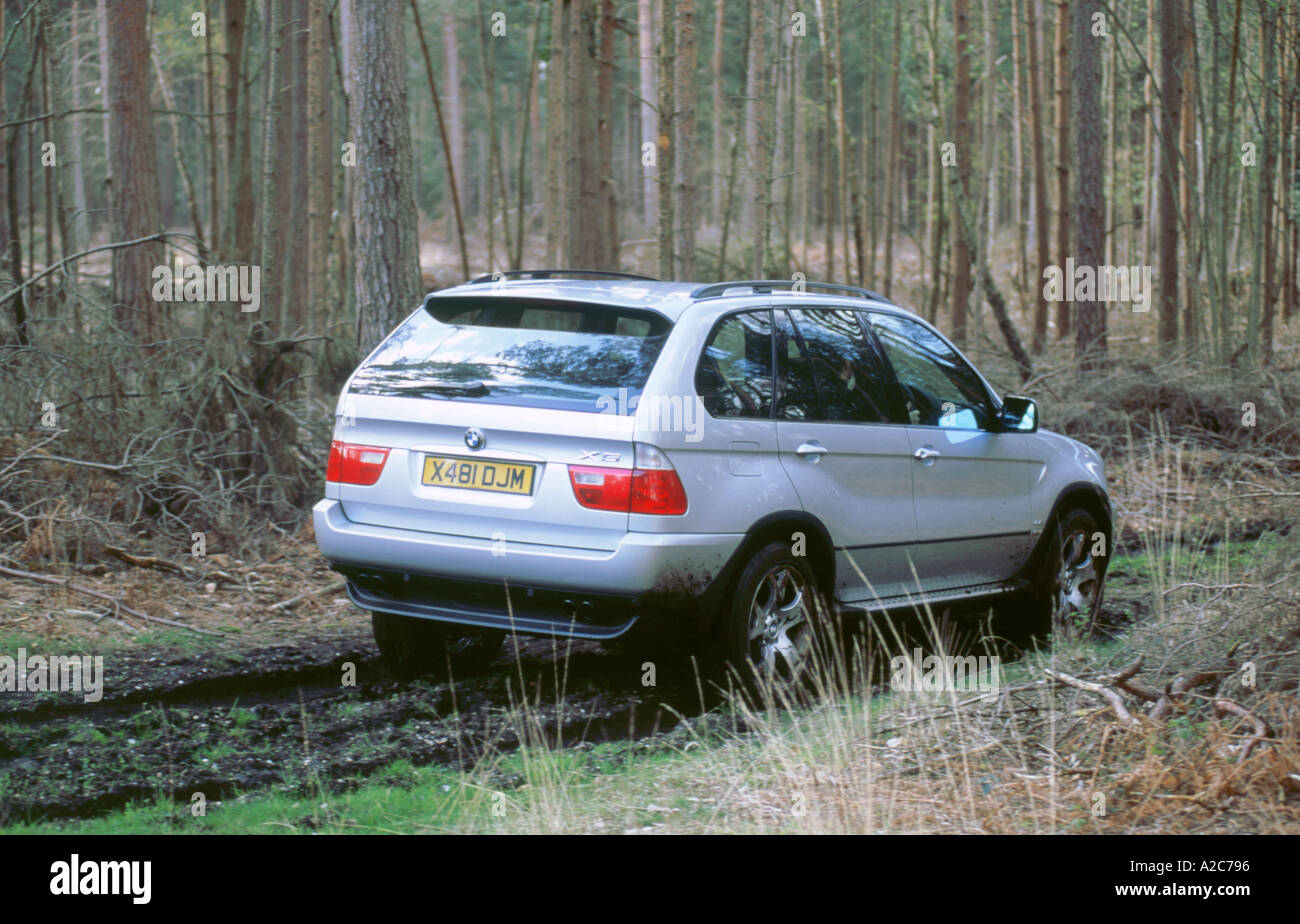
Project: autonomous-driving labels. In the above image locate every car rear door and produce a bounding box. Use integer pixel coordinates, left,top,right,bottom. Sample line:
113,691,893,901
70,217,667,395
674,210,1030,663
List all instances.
772,306,920,604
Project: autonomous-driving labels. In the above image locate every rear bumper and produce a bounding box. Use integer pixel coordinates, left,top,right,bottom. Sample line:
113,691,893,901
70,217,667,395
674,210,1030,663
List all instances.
313,498,741,638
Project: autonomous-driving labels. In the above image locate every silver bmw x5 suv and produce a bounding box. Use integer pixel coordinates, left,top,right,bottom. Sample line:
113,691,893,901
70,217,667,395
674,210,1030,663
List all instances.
314,271,1112,675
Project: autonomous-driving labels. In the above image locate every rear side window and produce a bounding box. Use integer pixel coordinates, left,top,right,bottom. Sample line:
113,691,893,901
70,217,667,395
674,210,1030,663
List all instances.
778,308,896,423
695,310,774,418
349,297,671,413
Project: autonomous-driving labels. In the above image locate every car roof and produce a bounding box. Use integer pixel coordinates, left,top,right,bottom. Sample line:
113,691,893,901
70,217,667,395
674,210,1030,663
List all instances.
428,278,918,323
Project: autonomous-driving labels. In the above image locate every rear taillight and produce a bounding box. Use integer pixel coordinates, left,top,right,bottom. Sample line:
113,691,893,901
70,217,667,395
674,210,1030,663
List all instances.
326,440,390,485
567,444,687,515
629,444,688,514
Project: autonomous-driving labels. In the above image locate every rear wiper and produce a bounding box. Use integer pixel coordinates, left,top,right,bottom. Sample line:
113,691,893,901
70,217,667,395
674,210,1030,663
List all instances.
399,380,490,398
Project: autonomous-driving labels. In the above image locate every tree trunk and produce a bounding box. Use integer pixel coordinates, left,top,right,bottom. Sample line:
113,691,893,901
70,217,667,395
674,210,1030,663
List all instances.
1072,0,1105,368
346,0,423,353
259,0,286,323
814,0,835,279
1011,0,1027,303
442,8,464,219
476,0,510,272
544,0,568,264
307,0,334,307
674,0,697,278
883,3,901,297
744,0,766,278
596,0,619,270
711,0,726,223
69,1,91,257
657,0,677,278
793,19,806,269
639,0,658,231
1053,0,1070,339
1256,0,1277,363
266,0,296,326
288,0,311,328
925,0,944,322
983,0,998,255
0,0,25,345
204,0,220,260
97,0,112,221
39,14,56,274
951,0,973,346
1104,19,1116,268
1180,0,1198,343
1157,0,1184,347
224,0,255,263
1025,0,1050,351
1284,2,1299,324
107,1,164,346
831,0,850,283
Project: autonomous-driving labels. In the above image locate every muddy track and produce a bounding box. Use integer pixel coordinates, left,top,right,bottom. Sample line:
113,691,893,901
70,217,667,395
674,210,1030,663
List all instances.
0,636,378,723
0,632,712,823
2,541,1175,824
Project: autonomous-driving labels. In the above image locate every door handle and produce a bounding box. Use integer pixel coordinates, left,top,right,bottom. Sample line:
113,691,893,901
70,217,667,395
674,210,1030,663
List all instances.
795,441,828,458
913,446,941,461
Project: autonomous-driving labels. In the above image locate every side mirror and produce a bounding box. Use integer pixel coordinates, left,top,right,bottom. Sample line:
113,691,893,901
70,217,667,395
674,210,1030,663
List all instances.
999,395,1038,432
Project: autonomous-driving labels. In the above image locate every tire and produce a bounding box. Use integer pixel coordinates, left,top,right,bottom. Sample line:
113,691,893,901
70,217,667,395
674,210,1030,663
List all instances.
372,612,503,678
1025,508,1107,640
714,541,832,683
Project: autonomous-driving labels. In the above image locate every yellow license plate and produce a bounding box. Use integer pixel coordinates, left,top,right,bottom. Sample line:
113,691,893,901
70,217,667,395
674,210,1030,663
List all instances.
421,455,536,495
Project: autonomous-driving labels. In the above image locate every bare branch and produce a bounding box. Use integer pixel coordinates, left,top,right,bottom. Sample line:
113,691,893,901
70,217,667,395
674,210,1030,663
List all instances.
1213,699,1271,761
1042,667,1140,727
0,565,221,636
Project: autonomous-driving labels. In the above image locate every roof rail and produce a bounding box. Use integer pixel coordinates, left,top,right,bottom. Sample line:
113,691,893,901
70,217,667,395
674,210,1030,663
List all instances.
689,279,894,304
468,269,659,284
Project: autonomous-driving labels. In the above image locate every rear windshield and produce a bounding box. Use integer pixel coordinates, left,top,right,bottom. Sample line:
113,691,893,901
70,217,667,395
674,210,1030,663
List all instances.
348,296,672,413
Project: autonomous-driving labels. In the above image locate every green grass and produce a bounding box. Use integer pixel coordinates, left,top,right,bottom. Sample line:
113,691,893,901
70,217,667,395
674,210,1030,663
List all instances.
0,740,700,834
1109,530,1283,587
0,624,235,662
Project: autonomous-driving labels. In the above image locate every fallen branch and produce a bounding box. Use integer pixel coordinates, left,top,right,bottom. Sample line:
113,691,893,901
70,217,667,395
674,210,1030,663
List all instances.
1212,699,1271,761
0,564,221,636
1042,667,1140,727
1161,582,1257,595
1150,670,1228,721
1109,655,1163,703
205,569,241,587
269,579,347,611
25,452,130,472
102,545,192,578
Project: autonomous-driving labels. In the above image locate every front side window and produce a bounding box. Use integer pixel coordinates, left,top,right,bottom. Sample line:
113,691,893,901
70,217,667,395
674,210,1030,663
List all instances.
695,310,774,418
868,312,994,429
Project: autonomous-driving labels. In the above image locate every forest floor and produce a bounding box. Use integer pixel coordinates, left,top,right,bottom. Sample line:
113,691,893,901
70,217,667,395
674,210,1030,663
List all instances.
1,422,1297,833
